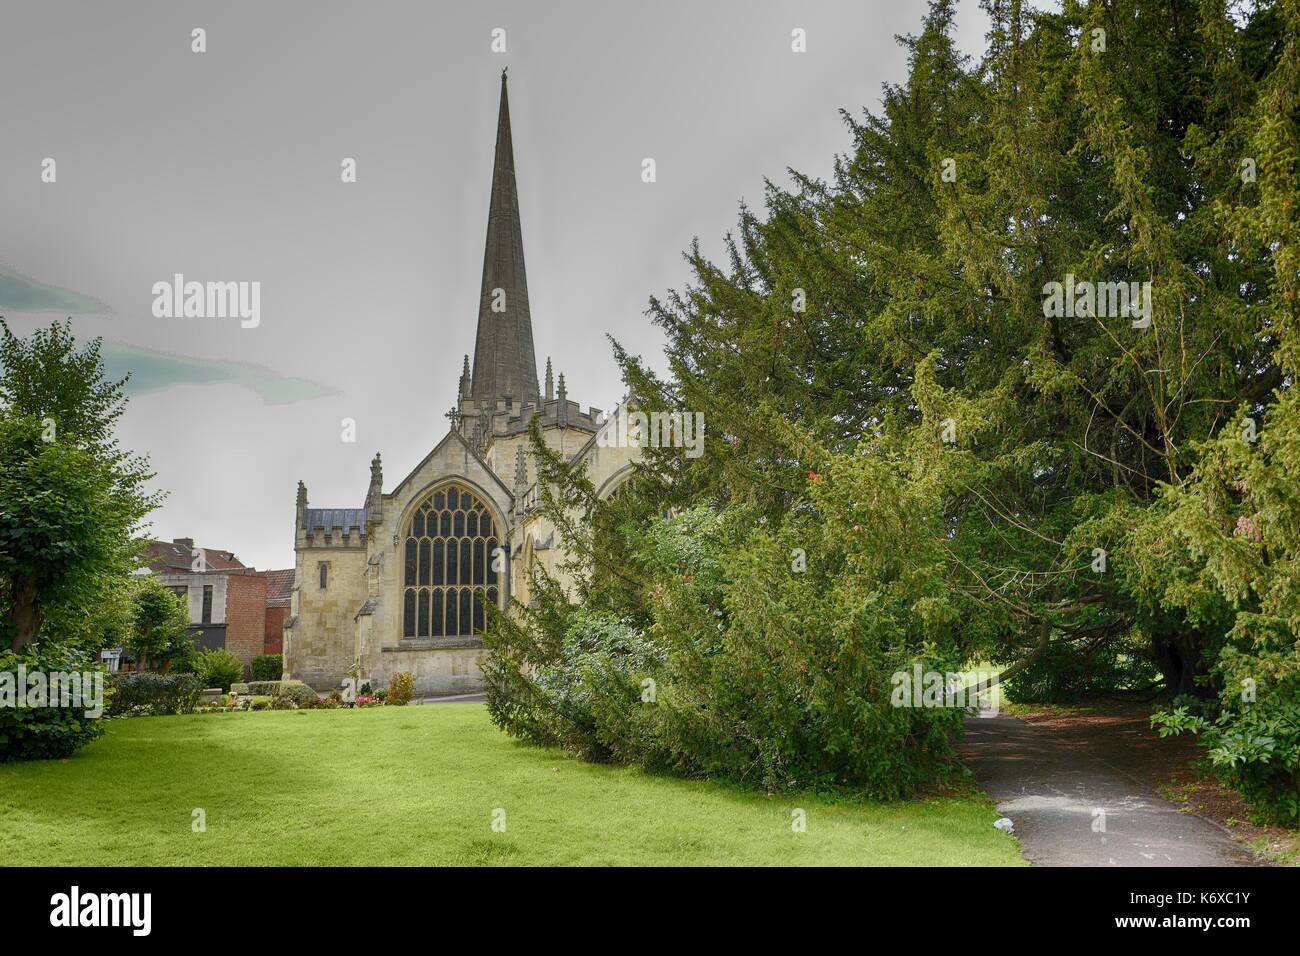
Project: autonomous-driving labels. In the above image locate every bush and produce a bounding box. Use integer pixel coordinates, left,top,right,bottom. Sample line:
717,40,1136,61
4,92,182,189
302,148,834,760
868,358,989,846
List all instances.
0,646,107,761
1153,642,1300,824
196,648,244,691
251,654,283,681
1001,640,1161,704
105,671,203,717
248,680,316,706
485,504,967,795
387,672,415,706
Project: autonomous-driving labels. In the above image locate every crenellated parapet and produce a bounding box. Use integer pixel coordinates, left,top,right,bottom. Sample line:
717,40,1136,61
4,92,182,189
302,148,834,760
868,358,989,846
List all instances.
299,507,368,549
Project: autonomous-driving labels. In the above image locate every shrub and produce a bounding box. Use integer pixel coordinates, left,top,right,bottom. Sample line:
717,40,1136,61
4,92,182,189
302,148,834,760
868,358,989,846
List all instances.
0,646,107,761
196,648,244,691
250,698,270,711
105,671,202,717
485,503,967,796
251,654,283,681
1001,639,1161,704
1153,643,1300,824
387,672,415,706
247,680,316,706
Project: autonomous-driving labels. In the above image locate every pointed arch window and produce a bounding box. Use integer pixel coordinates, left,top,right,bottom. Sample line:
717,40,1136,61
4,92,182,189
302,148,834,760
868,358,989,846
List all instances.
402,485,500,638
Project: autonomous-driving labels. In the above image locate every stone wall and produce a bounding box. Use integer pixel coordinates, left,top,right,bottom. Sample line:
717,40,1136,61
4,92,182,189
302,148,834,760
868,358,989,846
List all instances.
284,546,368,690
373,642,486,697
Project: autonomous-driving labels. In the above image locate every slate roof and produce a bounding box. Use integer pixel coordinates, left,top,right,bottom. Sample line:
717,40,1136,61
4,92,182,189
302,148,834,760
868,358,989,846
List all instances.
262,569,295,607
303,508,367,533
144,539,246,573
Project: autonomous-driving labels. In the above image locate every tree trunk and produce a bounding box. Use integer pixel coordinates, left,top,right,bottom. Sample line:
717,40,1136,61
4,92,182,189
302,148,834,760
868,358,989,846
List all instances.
1151,630,1214,700
10,575,42,652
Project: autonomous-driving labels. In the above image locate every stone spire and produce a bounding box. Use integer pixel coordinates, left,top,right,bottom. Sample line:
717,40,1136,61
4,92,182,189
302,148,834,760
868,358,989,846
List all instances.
459,354,472,399
557,372,568,426
513,444,529,517
544,357,554,403
470,70,540,408
366,454,383,516
514,445,528,488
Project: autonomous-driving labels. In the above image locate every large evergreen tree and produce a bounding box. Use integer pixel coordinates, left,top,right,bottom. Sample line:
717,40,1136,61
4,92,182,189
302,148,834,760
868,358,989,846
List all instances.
485,0,1300,813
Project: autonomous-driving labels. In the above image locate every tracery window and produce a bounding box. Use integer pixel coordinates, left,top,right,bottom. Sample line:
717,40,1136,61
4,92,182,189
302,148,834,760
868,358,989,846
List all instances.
402,485,500,638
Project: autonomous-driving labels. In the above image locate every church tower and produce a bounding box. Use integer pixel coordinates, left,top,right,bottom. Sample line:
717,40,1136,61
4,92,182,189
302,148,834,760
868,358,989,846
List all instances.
453,70,603,480
286,74,634,698
470,69,540,408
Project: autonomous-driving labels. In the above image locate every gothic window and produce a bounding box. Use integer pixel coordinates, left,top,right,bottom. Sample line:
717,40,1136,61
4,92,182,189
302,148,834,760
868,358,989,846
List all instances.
402,485,500,639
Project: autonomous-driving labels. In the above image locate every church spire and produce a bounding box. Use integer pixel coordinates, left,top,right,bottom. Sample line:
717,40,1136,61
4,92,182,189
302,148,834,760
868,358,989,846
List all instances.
470,69,540,408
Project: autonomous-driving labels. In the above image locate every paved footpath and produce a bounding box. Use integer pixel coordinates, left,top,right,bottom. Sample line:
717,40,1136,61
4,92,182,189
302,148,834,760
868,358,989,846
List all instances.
962,715,1257,866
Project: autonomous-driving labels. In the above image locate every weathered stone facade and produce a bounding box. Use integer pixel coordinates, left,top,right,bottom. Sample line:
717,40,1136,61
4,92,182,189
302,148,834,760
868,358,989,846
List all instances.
283,74,639,697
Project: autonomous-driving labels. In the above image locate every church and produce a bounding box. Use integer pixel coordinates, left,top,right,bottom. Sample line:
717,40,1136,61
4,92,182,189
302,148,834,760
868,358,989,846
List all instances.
283,74,638,695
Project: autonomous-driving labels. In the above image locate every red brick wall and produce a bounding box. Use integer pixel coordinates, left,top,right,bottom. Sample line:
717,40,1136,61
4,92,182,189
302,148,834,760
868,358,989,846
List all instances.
264,606,288,655
224,572,268,677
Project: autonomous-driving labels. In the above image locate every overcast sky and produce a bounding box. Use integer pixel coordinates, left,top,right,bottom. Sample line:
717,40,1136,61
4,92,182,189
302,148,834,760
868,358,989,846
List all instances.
0,0,999,570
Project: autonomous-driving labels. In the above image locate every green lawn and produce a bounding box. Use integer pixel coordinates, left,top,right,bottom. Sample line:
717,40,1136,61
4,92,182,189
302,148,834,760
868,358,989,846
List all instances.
0,704,1023,866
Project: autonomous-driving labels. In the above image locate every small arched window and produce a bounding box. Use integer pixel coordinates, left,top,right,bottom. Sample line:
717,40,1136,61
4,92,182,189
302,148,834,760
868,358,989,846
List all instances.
402,485,500,638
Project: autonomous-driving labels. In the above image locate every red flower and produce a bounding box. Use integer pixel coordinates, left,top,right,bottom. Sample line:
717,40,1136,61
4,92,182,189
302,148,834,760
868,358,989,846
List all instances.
807,470,823,482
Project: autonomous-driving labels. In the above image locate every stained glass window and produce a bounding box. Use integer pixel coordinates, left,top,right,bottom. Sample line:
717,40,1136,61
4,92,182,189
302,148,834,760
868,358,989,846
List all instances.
402,485,500,638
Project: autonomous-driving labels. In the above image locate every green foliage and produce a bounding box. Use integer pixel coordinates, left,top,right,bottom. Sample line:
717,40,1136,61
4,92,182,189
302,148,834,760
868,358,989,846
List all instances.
0,645,106,761
0,320,159,652
486,501,967,795
251,654,283,681
1001,639,1161,704
125,575,195,672
248,680,315,706
386,672,414,706
105,672,202,717
195,648,244,692
483,0,1300,817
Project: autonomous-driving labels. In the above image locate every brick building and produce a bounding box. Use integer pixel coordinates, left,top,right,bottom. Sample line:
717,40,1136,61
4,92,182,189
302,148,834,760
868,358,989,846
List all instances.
144,538,294,677
262,569,294,656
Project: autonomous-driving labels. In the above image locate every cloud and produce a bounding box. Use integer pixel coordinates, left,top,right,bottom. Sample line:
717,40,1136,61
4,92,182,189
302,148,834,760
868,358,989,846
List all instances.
100,341,339,406
0,267,336,406
0,264,107,314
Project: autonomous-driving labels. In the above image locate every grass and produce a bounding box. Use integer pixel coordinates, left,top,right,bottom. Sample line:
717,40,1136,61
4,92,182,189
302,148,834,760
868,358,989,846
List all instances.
0,704,1023,866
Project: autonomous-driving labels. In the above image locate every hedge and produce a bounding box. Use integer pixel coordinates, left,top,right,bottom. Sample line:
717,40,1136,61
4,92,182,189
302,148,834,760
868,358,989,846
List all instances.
247,680,317,706
251,654,283,681
106,672,203,717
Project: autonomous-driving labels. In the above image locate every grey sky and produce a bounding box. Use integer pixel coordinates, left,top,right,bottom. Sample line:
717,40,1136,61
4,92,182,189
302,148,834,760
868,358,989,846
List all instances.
0,0,994,570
